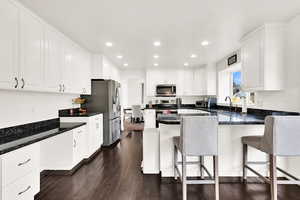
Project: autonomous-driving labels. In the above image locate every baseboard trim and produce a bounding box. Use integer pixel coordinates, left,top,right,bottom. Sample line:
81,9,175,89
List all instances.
40,147,103,177
101,139,120,148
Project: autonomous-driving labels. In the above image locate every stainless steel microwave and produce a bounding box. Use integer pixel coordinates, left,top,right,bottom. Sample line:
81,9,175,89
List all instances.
156,84,176,97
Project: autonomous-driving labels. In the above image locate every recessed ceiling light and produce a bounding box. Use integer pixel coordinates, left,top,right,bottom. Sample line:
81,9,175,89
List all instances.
123,63,128,67
153,54,159,59
190,54,197,58
153,41,161,47
117,55,123,59
105,42,113,47
153,63,159,66
201,40,209,46
184,62,189,66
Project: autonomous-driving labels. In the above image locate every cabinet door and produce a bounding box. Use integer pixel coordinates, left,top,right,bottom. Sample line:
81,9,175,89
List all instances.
19,9,44,91
44,26,63,92
73,128,85,165
82,52,91,94
183,69,193,95
241,33,263,90
175,69,184,96
63,40,78,93
193,68,206,95
94,115,103,149
0,0,19,90
77,49,91,95
146,70,161,96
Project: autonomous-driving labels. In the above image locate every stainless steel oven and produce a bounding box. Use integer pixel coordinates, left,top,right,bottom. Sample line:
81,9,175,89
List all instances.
156,84,176,97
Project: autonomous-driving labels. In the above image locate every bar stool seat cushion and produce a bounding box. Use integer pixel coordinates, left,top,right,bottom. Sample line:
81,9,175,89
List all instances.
173,136,182,152
242,136,264,152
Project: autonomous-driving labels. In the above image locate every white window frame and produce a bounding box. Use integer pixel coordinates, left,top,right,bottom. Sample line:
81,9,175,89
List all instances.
217,63,256,106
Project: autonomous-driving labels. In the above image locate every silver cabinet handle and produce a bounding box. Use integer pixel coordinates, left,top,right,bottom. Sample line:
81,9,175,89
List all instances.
18,158,31,166
63,84,65,92
18,186,31,196
59,84,62,92
73,139,76,148
21,78,25,89
96,123,99,129
14,77,18,88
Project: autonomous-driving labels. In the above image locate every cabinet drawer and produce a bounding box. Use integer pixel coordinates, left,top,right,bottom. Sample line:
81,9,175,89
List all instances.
3,172,38,200
1,143,39,187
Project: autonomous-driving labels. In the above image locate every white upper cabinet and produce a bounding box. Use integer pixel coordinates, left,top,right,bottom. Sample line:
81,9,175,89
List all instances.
146,69,165,96
146,66,216,97
193,67,207,95
182,69,194,95
0,0,91,94
241,23,284,91
80,51,91,95
19,8,44,91
91,54,120,83
63,39,78,93
0,0,18,90
44,25,64,92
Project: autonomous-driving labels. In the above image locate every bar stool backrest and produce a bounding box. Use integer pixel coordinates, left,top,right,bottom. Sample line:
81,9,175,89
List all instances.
262,116,300,156
180,115,218,156
132,105,142,118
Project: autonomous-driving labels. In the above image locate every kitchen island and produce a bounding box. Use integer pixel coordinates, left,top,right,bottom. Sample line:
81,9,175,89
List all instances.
143,108,296,178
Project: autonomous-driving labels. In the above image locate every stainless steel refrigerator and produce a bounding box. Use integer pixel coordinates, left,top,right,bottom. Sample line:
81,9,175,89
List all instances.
81,79,121,146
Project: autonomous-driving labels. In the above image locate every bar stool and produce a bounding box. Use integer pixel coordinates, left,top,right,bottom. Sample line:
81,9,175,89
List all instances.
173,115,219,200
242,116,300,200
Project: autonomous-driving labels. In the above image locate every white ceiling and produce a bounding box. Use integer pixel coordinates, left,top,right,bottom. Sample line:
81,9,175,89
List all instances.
18,0,300,69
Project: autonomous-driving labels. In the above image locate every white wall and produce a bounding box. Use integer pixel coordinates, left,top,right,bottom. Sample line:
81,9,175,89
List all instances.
0,90,78,128
120,69,146,108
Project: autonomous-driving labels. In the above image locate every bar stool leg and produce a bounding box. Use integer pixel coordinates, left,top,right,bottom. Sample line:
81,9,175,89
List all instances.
174,146,178,180
213,156,219,200
243,144,248,182
200,156,204,179
270,155,278,200
182,155,187,200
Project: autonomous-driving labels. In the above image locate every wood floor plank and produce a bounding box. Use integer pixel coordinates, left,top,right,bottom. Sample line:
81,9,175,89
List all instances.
36,131,300,200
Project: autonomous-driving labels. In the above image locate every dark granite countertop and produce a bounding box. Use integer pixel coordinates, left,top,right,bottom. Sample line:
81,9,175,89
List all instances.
59,108,102,117
148,104,299,126
0,119,86,155
157,110,265,125
59,112,102,117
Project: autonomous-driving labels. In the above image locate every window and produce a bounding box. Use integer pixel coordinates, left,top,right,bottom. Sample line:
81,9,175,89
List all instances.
232,71,241,96
218,64,255,105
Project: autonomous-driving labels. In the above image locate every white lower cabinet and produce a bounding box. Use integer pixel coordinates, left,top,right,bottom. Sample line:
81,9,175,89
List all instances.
40,126,86,170
60,114,103,158
2,172,39,200
0,143,40,200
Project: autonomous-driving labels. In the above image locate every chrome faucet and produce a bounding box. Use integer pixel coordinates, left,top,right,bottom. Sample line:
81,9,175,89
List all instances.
225,96,232,111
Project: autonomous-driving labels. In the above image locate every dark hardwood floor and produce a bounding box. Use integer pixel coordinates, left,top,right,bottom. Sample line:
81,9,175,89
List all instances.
36,131,300,200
